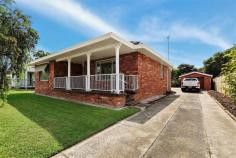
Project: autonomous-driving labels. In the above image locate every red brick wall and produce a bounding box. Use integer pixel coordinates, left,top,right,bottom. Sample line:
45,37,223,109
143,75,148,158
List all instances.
179,73,212,90
35,61,126,107
35,52,171,106
50,90,126,107
35,61,55,95
133,53,170,100
84,52,138,75
120,52,138,75
55,61,83,77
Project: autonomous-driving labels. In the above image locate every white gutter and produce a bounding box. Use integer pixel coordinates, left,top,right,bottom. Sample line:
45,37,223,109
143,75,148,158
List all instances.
30,32,173,68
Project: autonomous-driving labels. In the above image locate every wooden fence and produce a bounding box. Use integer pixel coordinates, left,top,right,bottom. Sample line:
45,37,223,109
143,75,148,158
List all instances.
213,75,226,94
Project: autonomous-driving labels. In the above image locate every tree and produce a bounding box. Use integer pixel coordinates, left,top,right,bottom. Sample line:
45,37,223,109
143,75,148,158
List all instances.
171,68,181,87
203,52,229,77
31,50,50,60
0,0,38,105
222,46,236,101
177,64,198,74
171,64,198,87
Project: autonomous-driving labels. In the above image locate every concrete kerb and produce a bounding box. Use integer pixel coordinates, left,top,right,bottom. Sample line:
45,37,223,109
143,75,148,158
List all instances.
207,92,236,121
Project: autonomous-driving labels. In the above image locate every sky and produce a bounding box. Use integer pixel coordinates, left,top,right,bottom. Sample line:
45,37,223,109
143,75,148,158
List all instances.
15,0,236,67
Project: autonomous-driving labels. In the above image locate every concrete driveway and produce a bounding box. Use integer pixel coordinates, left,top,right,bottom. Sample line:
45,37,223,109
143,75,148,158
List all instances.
53,88,236,158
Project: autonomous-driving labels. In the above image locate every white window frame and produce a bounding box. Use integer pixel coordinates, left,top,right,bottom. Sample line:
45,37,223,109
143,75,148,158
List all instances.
95,58,115,80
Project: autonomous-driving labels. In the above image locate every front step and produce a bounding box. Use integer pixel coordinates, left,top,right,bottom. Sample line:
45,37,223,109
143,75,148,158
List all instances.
125,93,139,106
126,100,140,106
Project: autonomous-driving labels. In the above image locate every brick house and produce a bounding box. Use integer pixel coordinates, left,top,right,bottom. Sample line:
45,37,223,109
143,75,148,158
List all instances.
179,72,213,90
30,33,172,107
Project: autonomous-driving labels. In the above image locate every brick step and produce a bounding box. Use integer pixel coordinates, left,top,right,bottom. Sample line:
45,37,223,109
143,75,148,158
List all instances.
125,100,140,106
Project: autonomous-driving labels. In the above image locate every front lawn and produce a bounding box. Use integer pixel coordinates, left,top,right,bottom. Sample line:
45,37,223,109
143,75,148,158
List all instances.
0,90,139,158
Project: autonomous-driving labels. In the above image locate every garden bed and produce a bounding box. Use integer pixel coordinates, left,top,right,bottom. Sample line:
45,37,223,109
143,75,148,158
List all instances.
208,90,236,117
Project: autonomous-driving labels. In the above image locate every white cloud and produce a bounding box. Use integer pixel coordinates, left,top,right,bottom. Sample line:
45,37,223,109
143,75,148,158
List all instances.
16,0,130,38
138,17,232,49
16,0,232,50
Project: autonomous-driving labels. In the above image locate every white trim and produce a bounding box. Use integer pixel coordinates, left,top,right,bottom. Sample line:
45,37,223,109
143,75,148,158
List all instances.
30,33,112,65
35,64,48,72
67,58,71,90
56,44,118,62
115,44,121,94
179,71,213,78
29,32,172,68
86,53,91,91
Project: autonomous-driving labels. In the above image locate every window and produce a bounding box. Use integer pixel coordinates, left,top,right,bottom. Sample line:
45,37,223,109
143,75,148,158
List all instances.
96,59,115,74
160,65,164,78
95,59,115,80
39,64,49,81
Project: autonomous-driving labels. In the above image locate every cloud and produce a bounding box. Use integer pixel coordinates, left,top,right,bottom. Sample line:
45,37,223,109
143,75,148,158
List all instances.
16,0,130,38
138,17,232,49
16,0,232,50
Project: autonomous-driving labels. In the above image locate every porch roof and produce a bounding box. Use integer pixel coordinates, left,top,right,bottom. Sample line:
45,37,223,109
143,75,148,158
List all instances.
29,32,172,68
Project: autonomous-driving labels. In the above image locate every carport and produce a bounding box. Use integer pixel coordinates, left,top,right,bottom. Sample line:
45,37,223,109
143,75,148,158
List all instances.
179,71,213,90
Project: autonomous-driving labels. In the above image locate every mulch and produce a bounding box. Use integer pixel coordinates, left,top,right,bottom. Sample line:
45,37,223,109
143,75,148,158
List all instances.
208,90,236,117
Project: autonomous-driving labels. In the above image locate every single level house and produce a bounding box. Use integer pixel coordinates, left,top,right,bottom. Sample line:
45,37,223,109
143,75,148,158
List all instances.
11,66,35,89
29,33,172,107
179,71,212,90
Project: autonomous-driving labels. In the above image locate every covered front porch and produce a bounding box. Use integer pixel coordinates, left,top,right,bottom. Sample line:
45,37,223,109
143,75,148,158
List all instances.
52,43,139,94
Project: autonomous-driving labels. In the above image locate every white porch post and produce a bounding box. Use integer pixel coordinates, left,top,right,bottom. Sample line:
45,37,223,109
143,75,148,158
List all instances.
86,53,91,91
115,44,121,94
67,58,71,90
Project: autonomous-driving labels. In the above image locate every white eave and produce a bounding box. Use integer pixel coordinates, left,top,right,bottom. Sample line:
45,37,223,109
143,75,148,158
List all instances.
179,71,213,78
29,32,172,68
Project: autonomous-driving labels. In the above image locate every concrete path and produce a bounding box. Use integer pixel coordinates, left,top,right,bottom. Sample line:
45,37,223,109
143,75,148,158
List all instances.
53,89,236,158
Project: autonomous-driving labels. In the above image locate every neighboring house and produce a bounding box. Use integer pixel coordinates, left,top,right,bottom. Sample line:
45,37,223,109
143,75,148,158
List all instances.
179,71,213,90
11,66,35,89
29,33,172,107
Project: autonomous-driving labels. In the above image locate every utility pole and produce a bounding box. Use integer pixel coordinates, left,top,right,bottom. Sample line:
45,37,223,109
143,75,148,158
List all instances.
167,35,170,61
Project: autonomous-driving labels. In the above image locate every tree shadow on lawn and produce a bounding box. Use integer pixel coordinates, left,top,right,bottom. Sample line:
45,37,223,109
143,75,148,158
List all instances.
7,92,136,151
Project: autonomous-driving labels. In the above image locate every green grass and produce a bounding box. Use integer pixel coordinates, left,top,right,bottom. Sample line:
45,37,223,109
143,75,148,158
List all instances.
0,90,139,158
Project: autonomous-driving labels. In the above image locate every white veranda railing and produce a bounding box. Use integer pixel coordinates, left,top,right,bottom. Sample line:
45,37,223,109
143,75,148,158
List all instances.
54,77,67,89
90,74,124,92
124,75,139,91
54,74,138,93
11,79,35,88
70,75,86,90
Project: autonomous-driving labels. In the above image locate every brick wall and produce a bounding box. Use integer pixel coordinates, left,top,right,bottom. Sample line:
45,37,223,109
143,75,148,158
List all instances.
133,53,170,100
120,52,138,75
51,90,126,107
35,61,55,95
55,61,83,77
35,61,126,107
35,52,171,107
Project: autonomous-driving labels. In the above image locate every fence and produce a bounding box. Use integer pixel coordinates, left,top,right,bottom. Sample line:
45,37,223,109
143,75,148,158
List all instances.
213,75,226,94
54,74,139,93
11,79,35,88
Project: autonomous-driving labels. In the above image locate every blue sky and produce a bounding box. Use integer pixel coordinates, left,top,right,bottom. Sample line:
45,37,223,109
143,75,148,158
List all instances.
15,0,236,67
